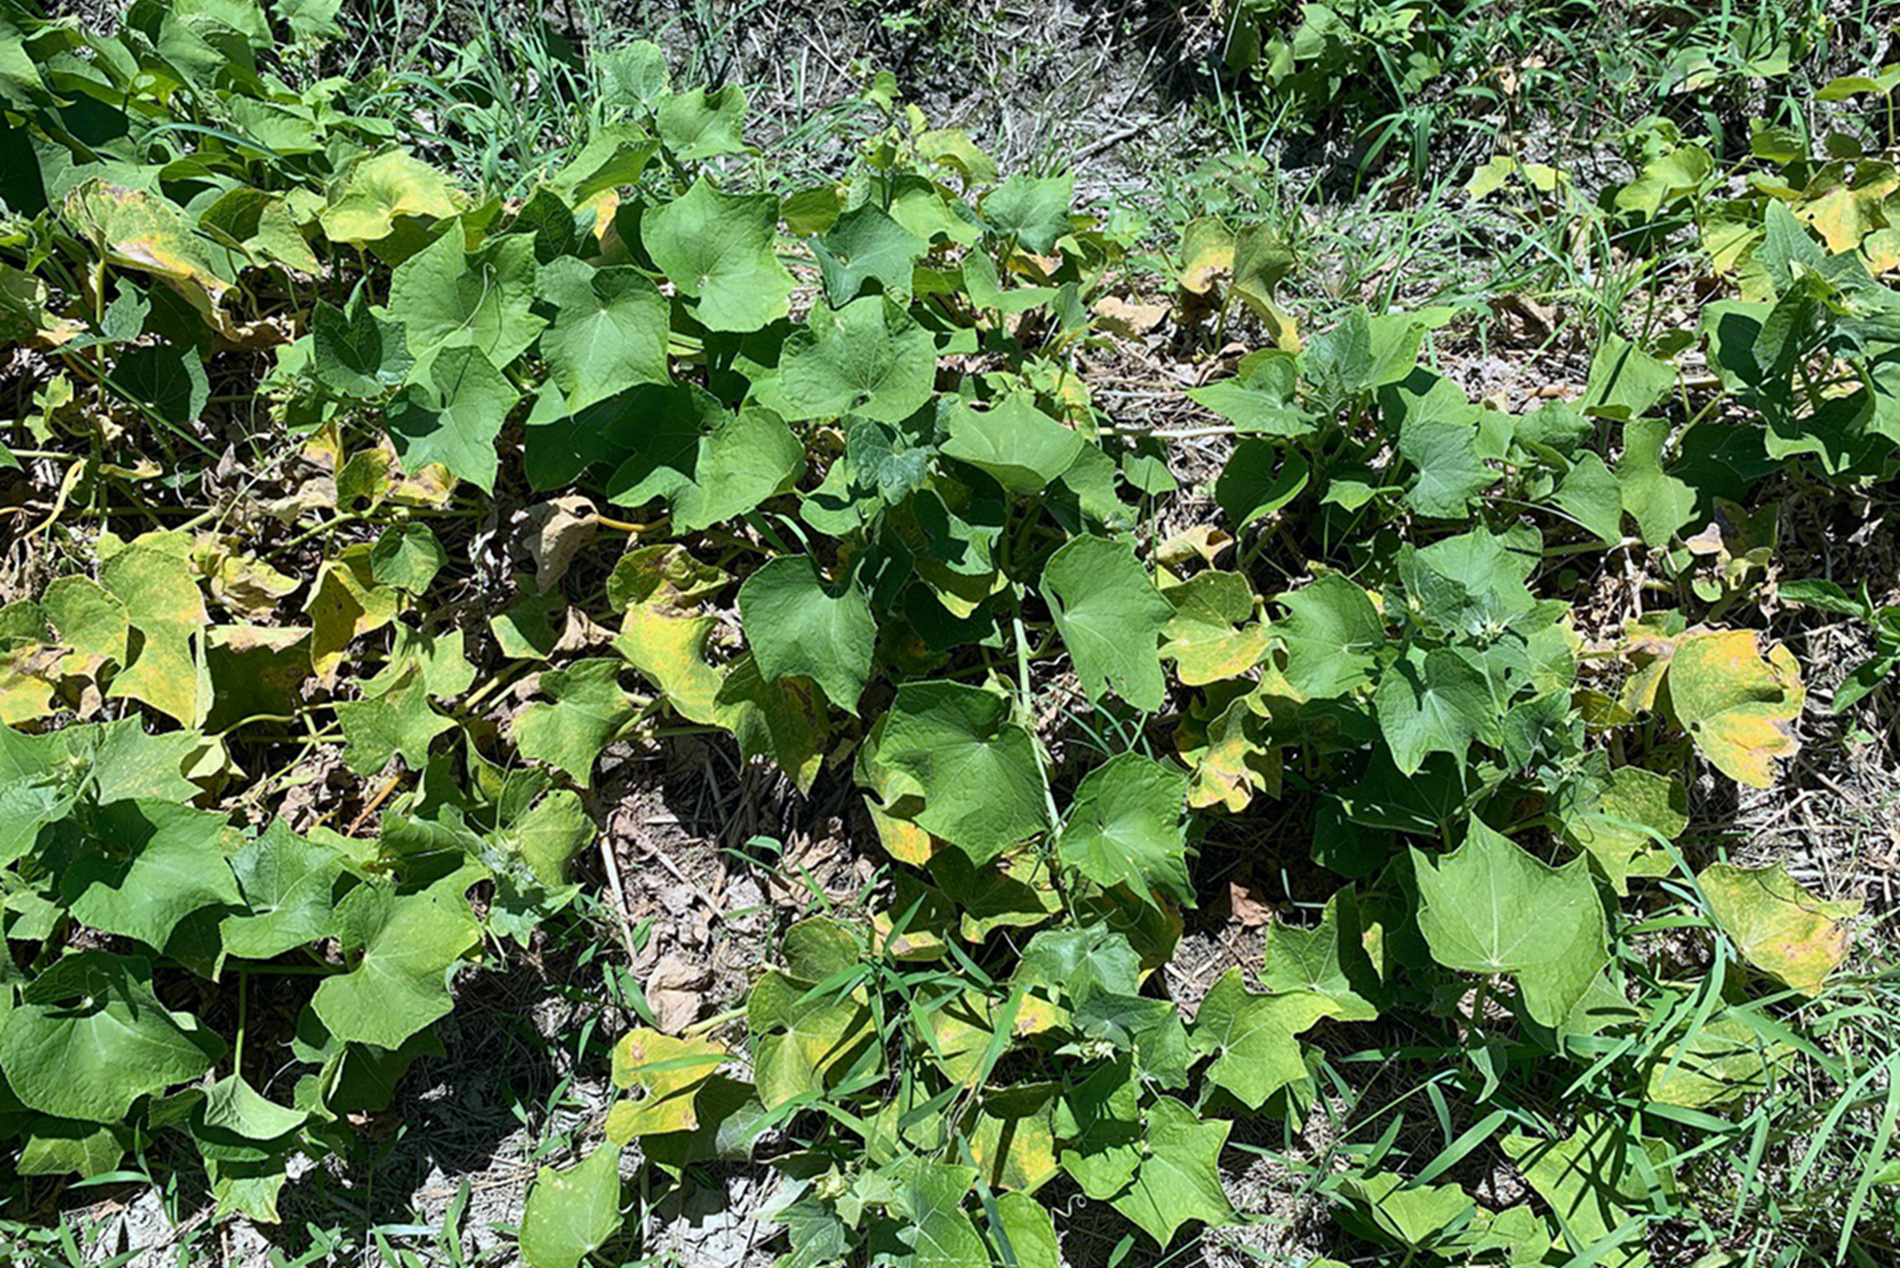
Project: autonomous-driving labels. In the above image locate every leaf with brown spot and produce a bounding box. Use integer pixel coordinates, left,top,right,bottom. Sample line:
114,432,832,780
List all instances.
1664,630,1804,788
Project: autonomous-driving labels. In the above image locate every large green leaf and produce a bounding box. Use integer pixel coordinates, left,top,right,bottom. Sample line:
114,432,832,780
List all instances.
640,177,794,332
778,295,937,424
981,172,1074,253
336,666,454,774
0,953,220,1123
748,970,876,1108
939,394,1083,495
1057,753,1191,906
514,658,636,788
1411,818,1608,1027
311,285,413,398
655,84,746,160
1502,1117,1656,1268
814,203,926,305
1190,968,1337,1109
1041,535,1172,712
220,820,350,961
387,227,543,366
309,884,479,1050
1274,573,1384,698
738,556,876,714
384,345,520,493
1373,645,1499,775
54,800,241,951
320,150,460,245
879,1161,987,1268
518,1144,624,1268
1109,1097,1236,1248
863,681,1050,863
1388,371,1495,517
535,257,669,411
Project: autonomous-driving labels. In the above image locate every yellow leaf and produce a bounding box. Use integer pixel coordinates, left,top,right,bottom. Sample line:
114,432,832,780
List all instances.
1664,630,1803,788
303,544,398,684
603,1029,726,1142
1699,861,1859,995
319,151,462,246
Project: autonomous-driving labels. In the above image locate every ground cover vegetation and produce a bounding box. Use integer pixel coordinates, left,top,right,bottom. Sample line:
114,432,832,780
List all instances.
1,0,1900,1265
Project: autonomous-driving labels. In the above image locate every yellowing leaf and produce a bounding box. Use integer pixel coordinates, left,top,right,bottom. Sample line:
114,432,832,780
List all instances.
1665,630,1804,788
1699,861,1858,996
604,1029,726,1141
304,545,398,684
101,531,208,725
65,181,234,333
319,151,461,245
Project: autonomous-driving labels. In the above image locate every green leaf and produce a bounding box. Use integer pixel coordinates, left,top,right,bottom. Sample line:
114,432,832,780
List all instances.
778,295,937,424
1411,817,1608,1027
310,884,479,1050
387,228,542,367
1,953,220,1123
1187,351,1313,436
814,203,926,305
1274,573,1384,698
1336,1172,1475,1251
514,658,636,788
993,1191,1060,1268
1054,1057,1142,1199
981,172,1074,253
536,257,669,412
196,1072,307,1143
1374,646,1499,775
880,1161,987,1268
220,820,349,961
1259,891,1382,1022
748,970,876,1108
1388,372,1495,517
518,1144,624,1268
1109,1097,1236,1248
113,343,207,427
336,666,454,774
1581,334,1674,419
1215,441,1310,529
368,523,447,593
1617,418,1697,547
655,84,746,160
1058,753,1191,907
939,394,1084,495
1190,968,1337,1109
1502,1117,1653,1268
738,556,876,714
311,286,412,398
862,681,1050,863
385,345,520,493
1041,535,1173,712
1554,451,1625,544
1699,860,1858,996
55,800,241,951
641,177,794,332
